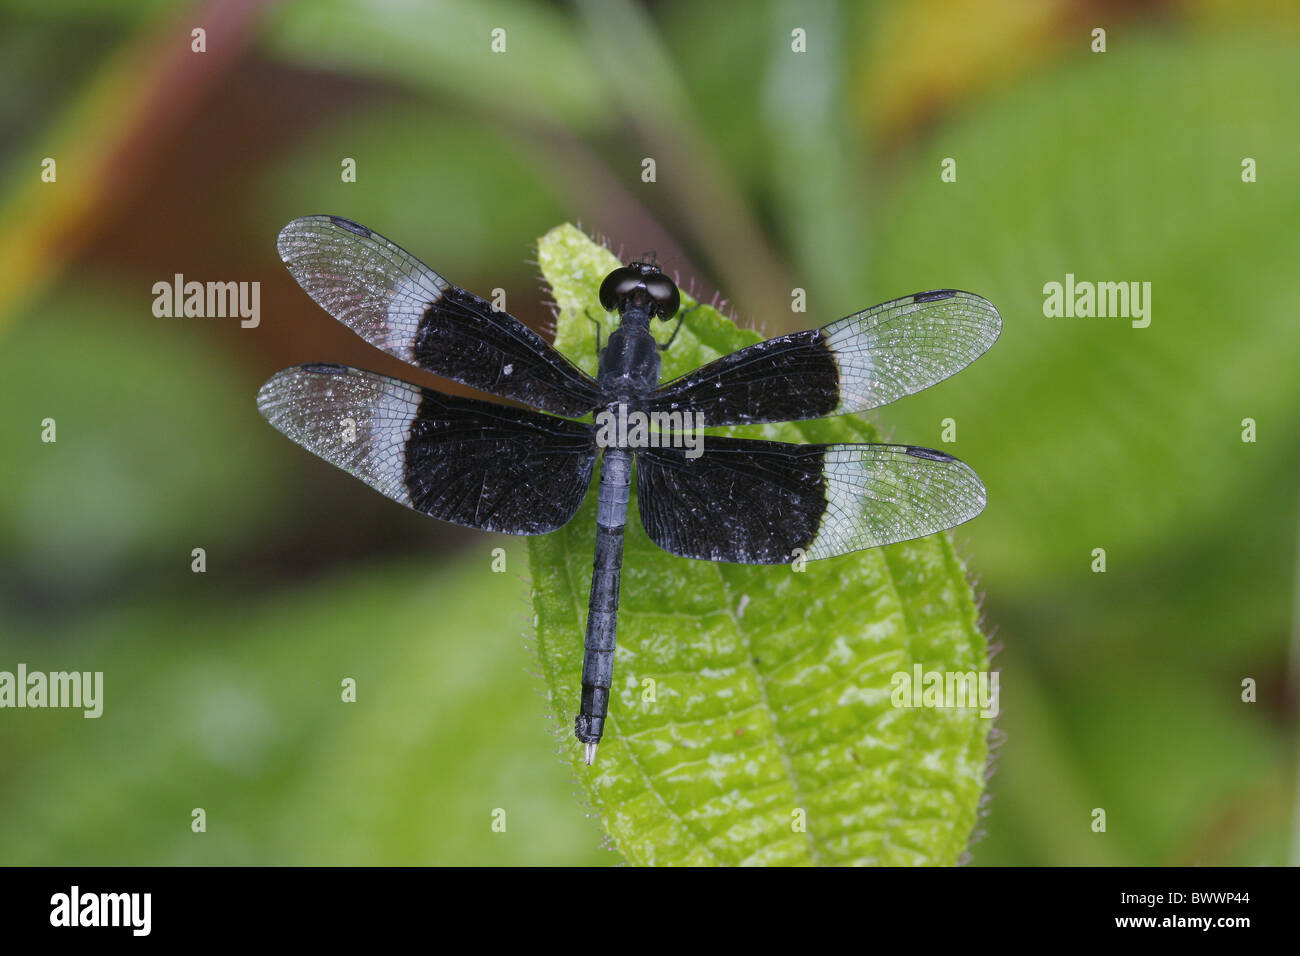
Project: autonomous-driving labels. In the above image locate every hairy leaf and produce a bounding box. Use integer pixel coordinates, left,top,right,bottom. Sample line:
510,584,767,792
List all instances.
529,225,990,865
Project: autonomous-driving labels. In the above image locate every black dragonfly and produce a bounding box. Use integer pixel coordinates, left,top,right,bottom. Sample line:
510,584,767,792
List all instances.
258,216,1001,764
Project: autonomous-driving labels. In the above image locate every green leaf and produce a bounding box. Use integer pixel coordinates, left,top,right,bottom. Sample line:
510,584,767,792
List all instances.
528,225,990,865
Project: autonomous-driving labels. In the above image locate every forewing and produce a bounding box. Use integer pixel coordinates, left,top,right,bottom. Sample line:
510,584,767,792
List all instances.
636,439,986,564
257,364,596,535
277,216,603,417
647,290,1001,425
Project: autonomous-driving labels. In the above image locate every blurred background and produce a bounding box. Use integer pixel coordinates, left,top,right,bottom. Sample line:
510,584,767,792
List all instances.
0,0,1296,865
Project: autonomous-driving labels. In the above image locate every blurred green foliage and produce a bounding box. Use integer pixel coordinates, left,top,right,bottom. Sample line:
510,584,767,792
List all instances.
1,552,610,864
256,103,568,284
871,30,1298,864
0,0,1295,865
0,295,283,592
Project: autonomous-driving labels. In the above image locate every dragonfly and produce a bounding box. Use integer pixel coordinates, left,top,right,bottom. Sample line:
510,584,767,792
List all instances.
258,216,1001,764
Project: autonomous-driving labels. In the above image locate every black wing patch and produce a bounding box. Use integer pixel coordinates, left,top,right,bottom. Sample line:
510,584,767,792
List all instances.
277,216,604,418
257,364,596,535
636,439,986,564
647,290,1001,426
636,438,827,564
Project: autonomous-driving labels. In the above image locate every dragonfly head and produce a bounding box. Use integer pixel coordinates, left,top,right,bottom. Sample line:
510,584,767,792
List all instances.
599,262,680,321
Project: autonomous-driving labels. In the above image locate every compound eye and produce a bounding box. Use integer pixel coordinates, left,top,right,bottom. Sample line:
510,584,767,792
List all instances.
644,274,681,319
598,267,642,311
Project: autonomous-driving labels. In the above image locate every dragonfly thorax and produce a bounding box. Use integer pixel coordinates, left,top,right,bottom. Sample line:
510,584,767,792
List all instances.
597,322,661,395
